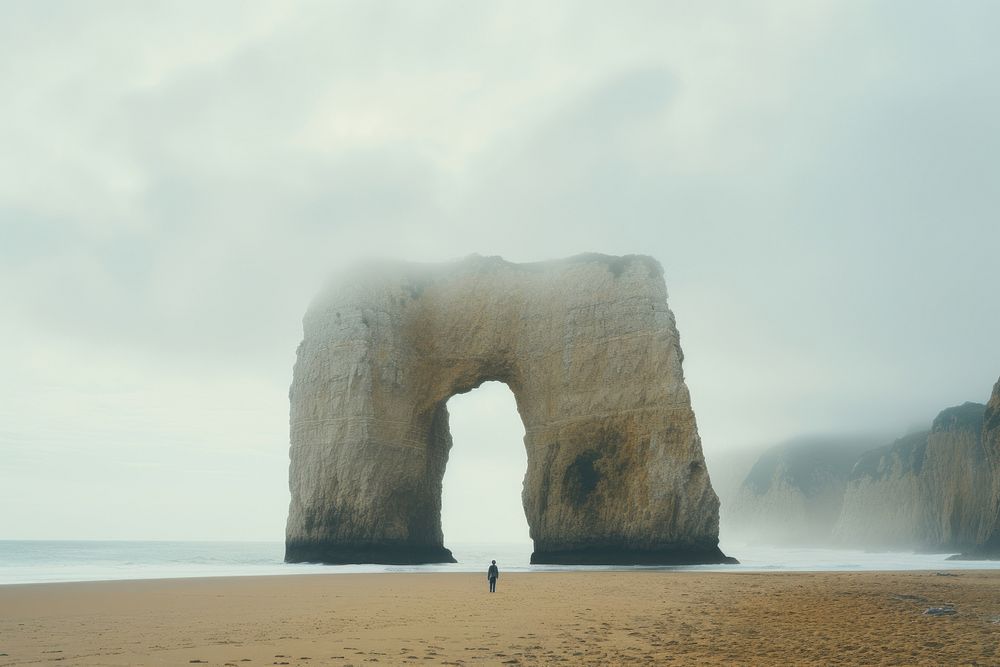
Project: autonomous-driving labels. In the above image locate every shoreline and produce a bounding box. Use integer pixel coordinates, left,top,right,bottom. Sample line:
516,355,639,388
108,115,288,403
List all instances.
5,540,999,587
2,570,998,665
2,565,999,588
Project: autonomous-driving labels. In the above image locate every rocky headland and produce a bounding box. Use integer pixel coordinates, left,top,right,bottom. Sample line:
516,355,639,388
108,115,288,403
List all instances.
734,380,999,556
835,402,989,552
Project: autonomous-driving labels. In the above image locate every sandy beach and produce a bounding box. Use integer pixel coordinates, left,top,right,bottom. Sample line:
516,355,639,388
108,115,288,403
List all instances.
1,571,997,666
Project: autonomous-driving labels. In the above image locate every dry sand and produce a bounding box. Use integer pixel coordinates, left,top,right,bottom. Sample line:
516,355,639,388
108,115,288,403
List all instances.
1,571,997,666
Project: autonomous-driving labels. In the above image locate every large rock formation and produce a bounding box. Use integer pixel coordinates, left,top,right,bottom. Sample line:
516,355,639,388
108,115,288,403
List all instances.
726,435,882,545
835,402,990,552
285,254,733,565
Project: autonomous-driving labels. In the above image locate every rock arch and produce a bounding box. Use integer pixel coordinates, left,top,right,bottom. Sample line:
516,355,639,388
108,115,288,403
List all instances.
285,254,733,565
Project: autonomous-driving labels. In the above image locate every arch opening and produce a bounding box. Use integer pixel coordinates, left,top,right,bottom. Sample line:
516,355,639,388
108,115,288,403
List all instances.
440,381,532,564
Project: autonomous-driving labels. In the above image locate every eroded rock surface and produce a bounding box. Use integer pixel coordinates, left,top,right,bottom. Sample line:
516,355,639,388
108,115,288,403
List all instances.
285,254,732,565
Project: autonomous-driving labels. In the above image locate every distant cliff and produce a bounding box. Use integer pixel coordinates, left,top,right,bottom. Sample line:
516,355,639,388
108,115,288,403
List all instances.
921,402,990,549
727,436,883,545
834,402,989,552
832,431,929,548
961,378,1000,557
731,383,999,553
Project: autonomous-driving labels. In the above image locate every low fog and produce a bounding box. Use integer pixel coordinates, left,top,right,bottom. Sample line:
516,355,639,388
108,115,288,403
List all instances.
1,2,998,545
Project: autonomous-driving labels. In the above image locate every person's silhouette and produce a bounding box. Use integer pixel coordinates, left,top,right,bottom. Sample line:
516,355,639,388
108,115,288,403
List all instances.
487,559,499,593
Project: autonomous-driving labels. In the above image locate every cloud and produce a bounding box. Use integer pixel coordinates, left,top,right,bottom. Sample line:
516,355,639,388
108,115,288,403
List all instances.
1,1,998,540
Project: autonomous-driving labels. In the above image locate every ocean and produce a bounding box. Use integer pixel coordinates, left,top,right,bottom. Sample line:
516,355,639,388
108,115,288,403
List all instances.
1,540,998,585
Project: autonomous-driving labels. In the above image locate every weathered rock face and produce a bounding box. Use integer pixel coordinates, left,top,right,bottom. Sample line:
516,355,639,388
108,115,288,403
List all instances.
921,402,989,550
832,431,929,548
835,402,989,552
973,379,1000,555
727,436,882,545
285,254,732,565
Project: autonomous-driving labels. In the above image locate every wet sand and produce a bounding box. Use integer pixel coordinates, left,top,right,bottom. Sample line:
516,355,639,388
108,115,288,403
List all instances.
1,570,997,665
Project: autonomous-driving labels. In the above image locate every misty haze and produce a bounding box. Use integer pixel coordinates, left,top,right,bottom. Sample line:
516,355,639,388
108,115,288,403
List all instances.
2,2,999,664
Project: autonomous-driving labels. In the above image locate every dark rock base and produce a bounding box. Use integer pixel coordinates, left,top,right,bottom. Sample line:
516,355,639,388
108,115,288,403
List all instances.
530,545,738,565
285,541,456,565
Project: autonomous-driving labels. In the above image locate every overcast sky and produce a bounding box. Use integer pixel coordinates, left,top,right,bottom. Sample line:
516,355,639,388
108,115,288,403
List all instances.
2,1,998,544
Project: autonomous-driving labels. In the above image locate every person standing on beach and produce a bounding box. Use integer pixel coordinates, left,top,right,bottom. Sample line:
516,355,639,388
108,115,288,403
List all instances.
487,560,499,593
